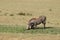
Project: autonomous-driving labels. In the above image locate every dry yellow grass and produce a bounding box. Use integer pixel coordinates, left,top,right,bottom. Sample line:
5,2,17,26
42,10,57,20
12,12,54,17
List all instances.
0,0,60,40
0,0,60,27
0,33,60,40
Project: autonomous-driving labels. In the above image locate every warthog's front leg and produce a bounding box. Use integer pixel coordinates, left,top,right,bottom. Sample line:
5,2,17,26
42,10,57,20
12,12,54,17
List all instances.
31,25,34,29
31,23,35,29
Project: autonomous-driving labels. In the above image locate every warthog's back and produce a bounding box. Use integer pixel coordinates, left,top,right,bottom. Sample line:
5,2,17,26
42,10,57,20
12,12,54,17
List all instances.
29,18,36,22
28,16,46,25
35,16,46,25
28,18,37,25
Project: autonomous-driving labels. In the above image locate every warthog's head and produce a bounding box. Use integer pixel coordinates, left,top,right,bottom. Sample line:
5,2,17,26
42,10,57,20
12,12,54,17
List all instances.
27,19,36,30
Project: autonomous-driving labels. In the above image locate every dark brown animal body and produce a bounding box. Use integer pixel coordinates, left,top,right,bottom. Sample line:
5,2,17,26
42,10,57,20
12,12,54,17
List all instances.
27,16,46,30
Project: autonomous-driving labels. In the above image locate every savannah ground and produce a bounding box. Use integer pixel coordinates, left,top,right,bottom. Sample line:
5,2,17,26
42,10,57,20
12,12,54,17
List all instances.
0,0,60,40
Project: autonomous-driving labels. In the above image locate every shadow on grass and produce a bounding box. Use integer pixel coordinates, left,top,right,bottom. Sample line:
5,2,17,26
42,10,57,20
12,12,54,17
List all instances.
27,26,54,30
36,27,54,29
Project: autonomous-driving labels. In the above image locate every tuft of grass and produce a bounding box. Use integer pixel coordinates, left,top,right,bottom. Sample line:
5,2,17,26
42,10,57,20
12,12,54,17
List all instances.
9,14,14,16
49,9,52,11
17,12,25,16
0,25,60,34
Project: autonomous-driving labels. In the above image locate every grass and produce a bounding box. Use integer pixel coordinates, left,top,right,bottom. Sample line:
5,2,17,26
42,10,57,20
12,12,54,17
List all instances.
0,25,60,34
0,25,26,33
0,0,60,35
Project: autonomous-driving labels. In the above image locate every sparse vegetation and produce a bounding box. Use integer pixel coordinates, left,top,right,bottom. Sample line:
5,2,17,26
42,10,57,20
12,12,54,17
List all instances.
17,12,32,16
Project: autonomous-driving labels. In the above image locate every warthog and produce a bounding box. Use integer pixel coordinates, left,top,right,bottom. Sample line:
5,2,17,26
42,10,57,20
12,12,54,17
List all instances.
27,16,46,30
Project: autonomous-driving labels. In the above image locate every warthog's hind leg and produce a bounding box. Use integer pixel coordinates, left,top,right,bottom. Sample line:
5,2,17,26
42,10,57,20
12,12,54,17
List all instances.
42,21,46,29
44,23,46,29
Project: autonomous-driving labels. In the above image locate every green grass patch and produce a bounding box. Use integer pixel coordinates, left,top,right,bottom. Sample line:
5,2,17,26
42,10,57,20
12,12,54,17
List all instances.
0,25,26,33
0,25,60,34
